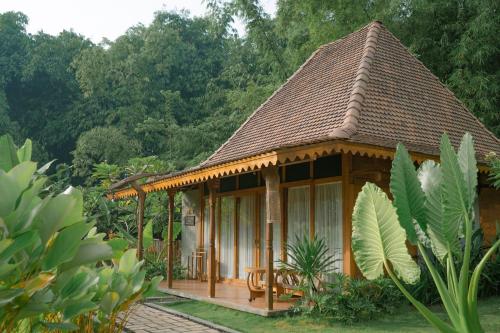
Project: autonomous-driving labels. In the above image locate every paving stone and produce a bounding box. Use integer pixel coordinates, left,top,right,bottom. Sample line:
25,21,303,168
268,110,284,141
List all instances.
125,304,222,333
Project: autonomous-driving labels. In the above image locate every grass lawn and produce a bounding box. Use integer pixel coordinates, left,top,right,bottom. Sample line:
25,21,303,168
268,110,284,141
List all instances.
157,296,500,333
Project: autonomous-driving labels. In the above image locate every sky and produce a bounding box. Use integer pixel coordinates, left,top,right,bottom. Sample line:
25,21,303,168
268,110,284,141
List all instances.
0,0,277,43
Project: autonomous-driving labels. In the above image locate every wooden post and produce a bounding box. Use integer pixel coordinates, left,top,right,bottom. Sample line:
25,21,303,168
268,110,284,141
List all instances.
309,161,315,239
261,165,281,310
207,179,219,298
132,182,146,260
280,188,287,262
234,197,240,279
166,190,176,288
342,152,355,276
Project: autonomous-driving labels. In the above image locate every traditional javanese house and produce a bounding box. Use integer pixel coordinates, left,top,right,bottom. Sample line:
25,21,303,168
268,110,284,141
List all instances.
108,21,500,316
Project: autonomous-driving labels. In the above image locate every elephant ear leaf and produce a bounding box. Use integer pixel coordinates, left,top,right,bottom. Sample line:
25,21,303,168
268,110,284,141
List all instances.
457,133,477,209
390,143,427,244
352,183,420,284
440,133,469,250
418,161,448,262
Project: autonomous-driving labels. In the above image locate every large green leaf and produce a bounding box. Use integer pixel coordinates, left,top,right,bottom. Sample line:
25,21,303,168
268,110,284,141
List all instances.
42,222,94,270
0,231,37,263
36,188,84,244
118,249,138,275
0,134,20,171
390,143,427,244
457,133,477,210
417,161,449,261
107,238,129,260
59,270,98,300
440,134,469,249
100,291,120,315
63,301,97,319
16,139,32,163
9,161,37,190
352,182,420,284
0,171,19,217
60,240,113,271
0,162,37,221
143,220,153,250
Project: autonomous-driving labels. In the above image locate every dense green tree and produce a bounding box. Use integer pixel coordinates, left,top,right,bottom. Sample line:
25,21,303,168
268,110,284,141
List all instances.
72,127,141,179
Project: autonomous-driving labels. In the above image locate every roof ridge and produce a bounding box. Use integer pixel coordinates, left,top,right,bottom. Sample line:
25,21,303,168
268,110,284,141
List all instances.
200,40,327,166
329,21,382,139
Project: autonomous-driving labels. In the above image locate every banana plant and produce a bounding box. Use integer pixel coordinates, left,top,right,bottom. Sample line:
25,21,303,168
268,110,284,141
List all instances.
352,133,500,333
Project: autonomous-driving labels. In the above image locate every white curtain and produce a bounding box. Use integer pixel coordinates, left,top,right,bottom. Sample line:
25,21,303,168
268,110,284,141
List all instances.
219,196,235,278
203,198,210,250
238,195,255,279
200,198,209,274
260,193,281,267
315,182,343,274
287,186,310,251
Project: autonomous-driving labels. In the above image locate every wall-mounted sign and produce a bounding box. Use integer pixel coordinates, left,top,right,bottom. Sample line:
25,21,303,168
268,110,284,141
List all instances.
184,215,196,226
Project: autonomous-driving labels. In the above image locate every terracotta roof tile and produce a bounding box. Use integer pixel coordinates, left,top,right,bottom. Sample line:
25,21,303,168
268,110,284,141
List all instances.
199,21,498,167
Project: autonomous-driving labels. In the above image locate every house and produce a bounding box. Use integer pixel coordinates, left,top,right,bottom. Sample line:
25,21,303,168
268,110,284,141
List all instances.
109,21,500,315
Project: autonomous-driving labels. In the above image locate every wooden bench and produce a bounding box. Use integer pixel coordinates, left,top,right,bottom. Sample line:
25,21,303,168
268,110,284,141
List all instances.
244,267,302,302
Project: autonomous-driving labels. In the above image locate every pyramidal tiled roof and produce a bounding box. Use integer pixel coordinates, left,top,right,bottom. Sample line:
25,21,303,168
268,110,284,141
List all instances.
201,21,499,167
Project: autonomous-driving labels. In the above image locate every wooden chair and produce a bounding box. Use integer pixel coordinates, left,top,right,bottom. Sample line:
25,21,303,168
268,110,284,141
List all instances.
275,269,302,298
244,267,266,302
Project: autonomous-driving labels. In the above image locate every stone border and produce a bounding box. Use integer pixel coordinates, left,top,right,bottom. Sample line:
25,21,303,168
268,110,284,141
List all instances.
144,303,241,333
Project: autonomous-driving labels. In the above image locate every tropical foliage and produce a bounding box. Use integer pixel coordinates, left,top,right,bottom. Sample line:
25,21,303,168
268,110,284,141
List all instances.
0,134,161,331
290,273,403,324
279,235,337,296
352,133,500,333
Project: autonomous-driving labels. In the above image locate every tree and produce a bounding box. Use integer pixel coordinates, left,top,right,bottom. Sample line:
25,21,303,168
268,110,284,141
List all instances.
72,127,141,179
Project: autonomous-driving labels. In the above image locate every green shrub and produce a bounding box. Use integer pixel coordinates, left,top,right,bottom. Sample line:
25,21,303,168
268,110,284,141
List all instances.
279,235,338,296
291,274,403,324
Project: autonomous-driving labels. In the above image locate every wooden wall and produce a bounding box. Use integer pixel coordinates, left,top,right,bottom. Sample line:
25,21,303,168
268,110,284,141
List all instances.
479,187,500,244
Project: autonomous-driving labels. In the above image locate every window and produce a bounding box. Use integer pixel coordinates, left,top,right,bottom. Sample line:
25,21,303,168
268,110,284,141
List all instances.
239,172,259,189
314,154,341,179
220,176,237,192
286,162,310,182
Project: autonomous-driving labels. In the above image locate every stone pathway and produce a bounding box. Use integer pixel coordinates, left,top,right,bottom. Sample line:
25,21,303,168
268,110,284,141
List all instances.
124,304,222,333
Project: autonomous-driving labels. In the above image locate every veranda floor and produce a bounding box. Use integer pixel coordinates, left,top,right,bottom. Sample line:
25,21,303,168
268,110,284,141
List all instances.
159,279,294,317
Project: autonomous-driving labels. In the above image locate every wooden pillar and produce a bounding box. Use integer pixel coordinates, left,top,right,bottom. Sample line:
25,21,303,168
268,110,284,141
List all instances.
309,161,315,239
166,190,176,288
280,188,287,262
132,182,146,260
234,197,240,279
207,180,219,298
262,165,281,310
342,152,355,276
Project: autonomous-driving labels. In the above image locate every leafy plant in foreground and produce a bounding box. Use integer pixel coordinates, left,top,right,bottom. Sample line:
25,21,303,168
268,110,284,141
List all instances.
352,133,500,333
0,134,161,331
